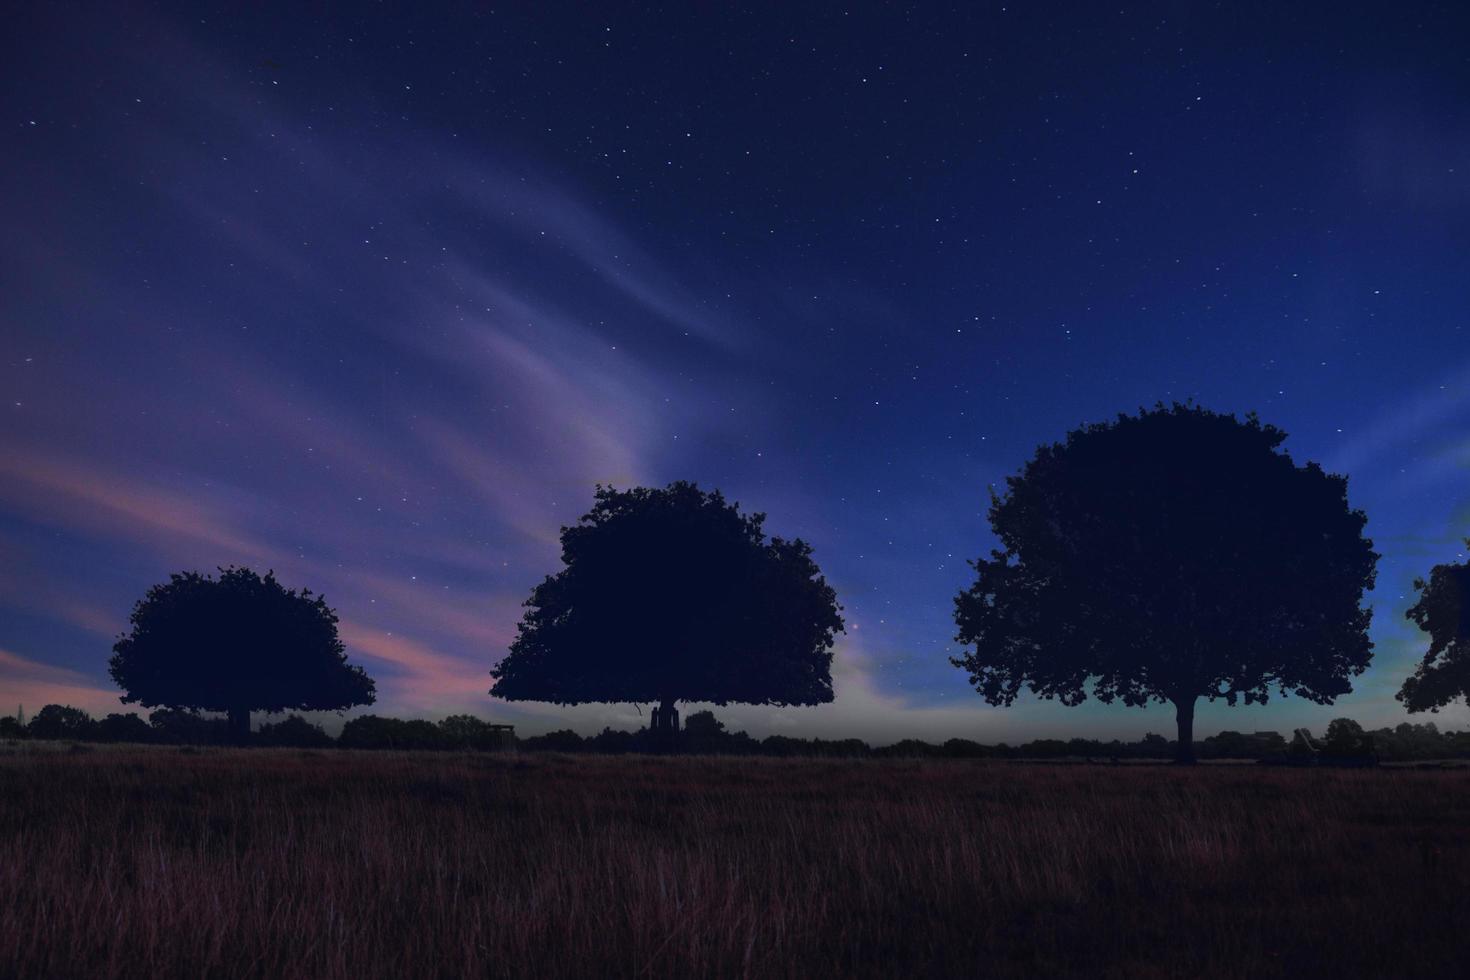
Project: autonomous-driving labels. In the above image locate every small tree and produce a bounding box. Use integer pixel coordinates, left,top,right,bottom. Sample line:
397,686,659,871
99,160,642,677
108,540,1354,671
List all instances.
149,707,230,745
109,567,376,743
952,404,1378,763
682,710,727,738
491,483,844,736
94,712,153,743
438,714,514,751
521,728,585,752
338,715,444,750
27,704,94,741
1321,717,1374,759
1398,543,1470,716
255,715,334,748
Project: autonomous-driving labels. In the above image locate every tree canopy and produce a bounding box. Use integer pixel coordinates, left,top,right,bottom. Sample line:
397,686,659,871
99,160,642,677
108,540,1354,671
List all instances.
491,482,844,713
1397,543,1470,714
27,704,93,740
951,404,1378,762
109,566,375,741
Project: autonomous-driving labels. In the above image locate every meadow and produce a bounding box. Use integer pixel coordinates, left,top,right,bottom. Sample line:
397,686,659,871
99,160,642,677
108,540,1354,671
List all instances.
2,746,1468,979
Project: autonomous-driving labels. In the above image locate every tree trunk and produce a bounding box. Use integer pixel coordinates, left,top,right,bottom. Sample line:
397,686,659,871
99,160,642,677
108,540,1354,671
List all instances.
651,698,679,752
651,698,679,732
228,706,251,745
1173,697,1196,765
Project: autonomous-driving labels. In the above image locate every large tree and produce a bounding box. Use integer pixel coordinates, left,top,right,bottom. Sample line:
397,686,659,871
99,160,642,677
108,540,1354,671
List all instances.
952,404,1378,763
109,567,375,742
1397,543,1470,715
491,482,844,731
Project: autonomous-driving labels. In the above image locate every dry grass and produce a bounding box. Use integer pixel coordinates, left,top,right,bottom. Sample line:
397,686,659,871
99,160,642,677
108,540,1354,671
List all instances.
1,746,1468,979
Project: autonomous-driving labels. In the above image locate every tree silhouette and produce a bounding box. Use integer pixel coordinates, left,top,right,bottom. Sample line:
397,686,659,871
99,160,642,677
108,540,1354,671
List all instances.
952,404,1378,763
109,567,375,743
27,704,94,740
1321,717,1374,760
1398,543,1470,714
254,714,334,748
95,712,153,743
682,709,727,738
491,482,844,733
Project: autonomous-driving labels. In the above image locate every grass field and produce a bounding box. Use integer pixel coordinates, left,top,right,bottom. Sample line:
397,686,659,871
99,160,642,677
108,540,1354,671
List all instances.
1,745,1468,979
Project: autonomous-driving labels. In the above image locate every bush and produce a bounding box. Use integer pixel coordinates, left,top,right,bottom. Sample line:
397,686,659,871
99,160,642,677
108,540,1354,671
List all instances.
587,727,641,754
340,716,446,750
942,738,991,758
150,708,231,745
437,715,514,751
1286,729,1319,762
682,710,726,738
94,713,153,743
27,705,94,741
1321,718,1375,761
875,739,941,758
520,729,585,752
256,715,334,748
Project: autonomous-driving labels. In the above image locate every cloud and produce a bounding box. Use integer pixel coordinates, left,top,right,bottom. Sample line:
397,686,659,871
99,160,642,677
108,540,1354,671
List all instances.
336,622,494,713
0,449,271,562
0,648,125,717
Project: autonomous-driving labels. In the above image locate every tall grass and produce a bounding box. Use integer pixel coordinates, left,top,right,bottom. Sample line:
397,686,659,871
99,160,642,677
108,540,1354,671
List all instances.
1,747,1467,978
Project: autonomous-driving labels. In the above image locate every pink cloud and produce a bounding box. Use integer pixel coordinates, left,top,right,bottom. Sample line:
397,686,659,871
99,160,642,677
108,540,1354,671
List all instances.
0,449,268,562
337,621,492,711
0,648,125,717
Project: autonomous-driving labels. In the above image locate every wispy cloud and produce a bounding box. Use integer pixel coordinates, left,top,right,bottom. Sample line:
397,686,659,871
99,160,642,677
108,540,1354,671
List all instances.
0,648,125,717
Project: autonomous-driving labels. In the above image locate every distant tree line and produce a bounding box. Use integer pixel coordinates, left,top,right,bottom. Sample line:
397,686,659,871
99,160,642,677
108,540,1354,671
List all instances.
6,704,1469,763
521,712,1470,763
0,706,506,751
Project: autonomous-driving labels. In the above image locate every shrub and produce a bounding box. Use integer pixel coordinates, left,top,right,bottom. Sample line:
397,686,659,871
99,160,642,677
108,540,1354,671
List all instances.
520,729,585,752
437,715,514,751
150,708,231,745
94,713,153,743
1321,718,1375,760
256,715,334,748
27,705,94,741
340,716,446,750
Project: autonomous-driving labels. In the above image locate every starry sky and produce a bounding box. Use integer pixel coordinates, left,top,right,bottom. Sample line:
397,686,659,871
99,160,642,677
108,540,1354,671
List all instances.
4,2,1470,742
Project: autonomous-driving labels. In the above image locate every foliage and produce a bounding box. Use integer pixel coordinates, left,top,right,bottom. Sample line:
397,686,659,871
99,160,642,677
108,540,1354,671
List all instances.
518,729,586,752
0,717,25,739
940,738,993,758
1364,722,1465,761
874,739,944,758
952,404,1378,762
437,714,514,750
1321,717,1374,759
109,567,376,738
1197,730,1287,760
94,712,153,743
1287,729,1319,760
491,482,844,709
338,715,443,750
255,715,334,748
26,704,94,740
149,708,231,745
14,699,1443,759
682,710,726,737
1398,543,1470,713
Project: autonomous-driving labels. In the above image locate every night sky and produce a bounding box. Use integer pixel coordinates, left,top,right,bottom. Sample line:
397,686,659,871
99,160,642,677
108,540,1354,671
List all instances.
5,2,1470,742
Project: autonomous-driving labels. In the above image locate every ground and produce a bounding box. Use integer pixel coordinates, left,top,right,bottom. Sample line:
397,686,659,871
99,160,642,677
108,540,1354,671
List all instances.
1,744,1467,978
